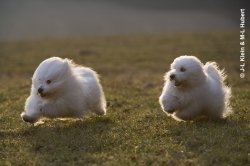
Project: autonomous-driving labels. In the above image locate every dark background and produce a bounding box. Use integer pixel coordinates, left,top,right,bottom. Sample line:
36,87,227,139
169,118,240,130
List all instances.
0,0,249,41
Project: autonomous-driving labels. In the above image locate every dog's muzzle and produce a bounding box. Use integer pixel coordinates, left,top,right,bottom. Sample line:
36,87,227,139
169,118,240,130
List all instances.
38,87,43,94
37,87,46,97
170,74,181,87
174,81,181,87
170,74,175,80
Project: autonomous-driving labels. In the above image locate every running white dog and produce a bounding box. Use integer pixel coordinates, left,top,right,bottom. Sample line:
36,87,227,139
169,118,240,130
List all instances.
159,55,231,121
21,57,106,123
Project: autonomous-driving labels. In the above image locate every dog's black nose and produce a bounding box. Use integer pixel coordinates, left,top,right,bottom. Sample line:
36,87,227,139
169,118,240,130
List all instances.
38,87,43,94
170,74,175,80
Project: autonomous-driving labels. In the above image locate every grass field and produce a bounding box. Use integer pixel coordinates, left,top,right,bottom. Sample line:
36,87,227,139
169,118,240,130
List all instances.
0,33,249,165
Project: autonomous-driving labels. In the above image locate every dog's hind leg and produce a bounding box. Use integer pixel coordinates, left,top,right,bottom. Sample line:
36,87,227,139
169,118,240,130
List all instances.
92,103,106,116
91,96,106,116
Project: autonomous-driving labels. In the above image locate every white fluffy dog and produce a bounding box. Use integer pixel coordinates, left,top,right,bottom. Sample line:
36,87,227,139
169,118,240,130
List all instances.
21,57,106,123
159,55,231,121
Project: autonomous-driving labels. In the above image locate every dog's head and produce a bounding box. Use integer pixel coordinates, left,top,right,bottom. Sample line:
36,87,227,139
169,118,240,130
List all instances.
166,55,205,88
32,57,71,98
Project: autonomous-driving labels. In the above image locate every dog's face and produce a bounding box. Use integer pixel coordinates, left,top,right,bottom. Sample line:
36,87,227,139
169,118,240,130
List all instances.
167,56,205,88
32,57,70,98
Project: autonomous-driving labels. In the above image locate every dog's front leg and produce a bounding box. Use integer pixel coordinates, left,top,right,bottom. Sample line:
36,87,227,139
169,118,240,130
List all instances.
159,87,180,114
21,95,43,123
160,95,180,114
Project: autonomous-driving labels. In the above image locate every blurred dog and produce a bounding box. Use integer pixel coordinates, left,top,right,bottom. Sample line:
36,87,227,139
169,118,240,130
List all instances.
159,55,231,121
21,57,106,123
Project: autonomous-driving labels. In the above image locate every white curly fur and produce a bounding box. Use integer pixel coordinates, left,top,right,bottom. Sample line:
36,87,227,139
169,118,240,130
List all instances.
159,55,231,121
21,57,106,123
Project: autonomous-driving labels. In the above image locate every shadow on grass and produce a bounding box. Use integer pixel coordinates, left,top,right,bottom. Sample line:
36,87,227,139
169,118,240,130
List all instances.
1,113,248,164
13,117,115,162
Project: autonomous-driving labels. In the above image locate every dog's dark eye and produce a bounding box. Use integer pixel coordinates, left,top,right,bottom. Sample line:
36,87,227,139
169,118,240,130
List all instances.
46,80,51,84
180,67,186,72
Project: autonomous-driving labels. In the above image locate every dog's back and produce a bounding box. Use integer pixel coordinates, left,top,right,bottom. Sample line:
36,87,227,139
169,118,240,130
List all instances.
73,66,106,115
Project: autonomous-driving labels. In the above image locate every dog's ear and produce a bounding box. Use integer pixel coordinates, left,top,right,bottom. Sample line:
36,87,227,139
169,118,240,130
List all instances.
63,58,73,67
63,58,70,63
60,58,73,75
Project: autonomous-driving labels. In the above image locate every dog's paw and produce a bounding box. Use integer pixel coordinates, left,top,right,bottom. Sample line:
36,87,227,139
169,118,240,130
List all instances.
92,108,106,116
160,94,180,114
21,112,38,123
164,109,175,114
161,99,179,114
164,108,176,114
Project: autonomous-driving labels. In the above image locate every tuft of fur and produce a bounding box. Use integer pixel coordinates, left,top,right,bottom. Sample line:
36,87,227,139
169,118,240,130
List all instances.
21,57,106,123
159,55,232,121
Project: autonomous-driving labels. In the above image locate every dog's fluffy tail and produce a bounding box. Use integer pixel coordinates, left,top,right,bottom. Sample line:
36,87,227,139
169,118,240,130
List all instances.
204,62,226,82
204,62,232,117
